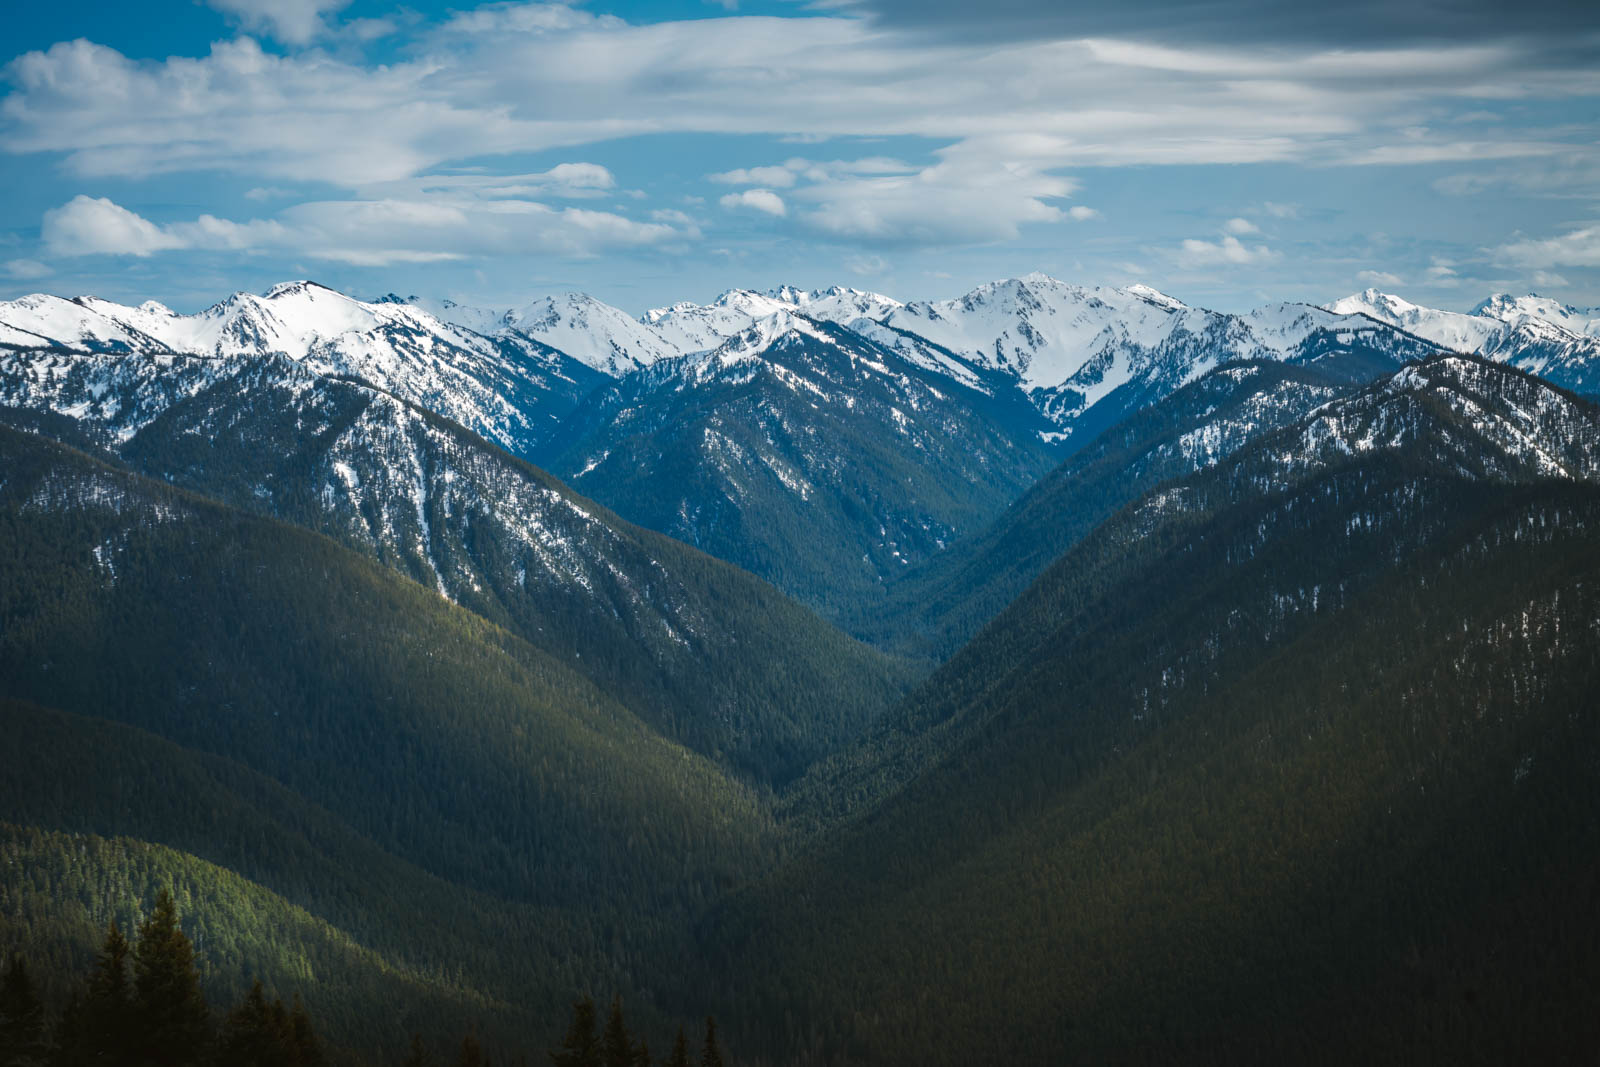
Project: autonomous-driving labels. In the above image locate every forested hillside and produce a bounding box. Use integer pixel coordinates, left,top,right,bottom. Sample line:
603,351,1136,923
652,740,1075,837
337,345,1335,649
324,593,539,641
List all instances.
0,426,785,1054
1,354,911,787
711,359,1600,1064
853,360,1360,657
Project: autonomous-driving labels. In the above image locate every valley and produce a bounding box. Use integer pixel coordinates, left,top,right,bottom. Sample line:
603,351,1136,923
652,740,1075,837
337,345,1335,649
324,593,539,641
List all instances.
3,276,1598,1064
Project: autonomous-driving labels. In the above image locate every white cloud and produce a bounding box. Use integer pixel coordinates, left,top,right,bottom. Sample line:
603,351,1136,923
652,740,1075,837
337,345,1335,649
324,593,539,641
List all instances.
1531,270,1571,288
1224,216,1259,234
790,140,1072,246
720,189,788,217
4,10,1583,200
1422,261,1461,288
206,0,351,45
2,259,52,280
1,38,540,185
1496,225,1600,269
1433,155,1600,199
1068,205,1100,220
533,162,616,193
1357,269,1404,286
710,166,799,188
4,3,1595,274
650,208,696,225
650,208,703,238
846,254,887,275
42,196,186,257
36,193,683,267
407,163,620,200
1173,234,1280,268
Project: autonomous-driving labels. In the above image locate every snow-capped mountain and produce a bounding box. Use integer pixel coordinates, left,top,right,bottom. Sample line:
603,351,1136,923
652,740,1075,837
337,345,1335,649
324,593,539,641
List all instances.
1473,293,1600,338
641,285,903,354
864,359,1362,657
1326,289,1600,396
0,282,605,456
881,274,1441,440
0,293,169,353
501,292,686,376
0,345,898,784
406,290,688,376
548,308,1058,616
1324,290,1499,351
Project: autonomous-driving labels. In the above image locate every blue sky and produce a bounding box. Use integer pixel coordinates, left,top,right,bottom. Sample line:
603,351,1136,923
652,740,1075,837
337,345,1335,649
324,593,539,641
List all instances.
2,0,1597,315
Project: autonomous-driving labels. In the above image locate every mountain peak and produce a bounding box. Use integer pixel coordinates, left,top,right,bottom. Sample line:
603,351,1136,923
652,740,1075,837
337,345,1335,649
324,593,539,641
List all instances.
1469,292,1600,337
714,308,831,358
1123,283,1187,310
262,279,335,300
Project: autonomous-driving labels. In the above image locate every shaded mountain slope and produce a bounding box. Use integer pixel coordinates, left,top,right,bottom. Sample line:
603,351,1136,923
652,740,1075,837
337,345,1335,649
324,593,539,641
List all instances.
0,426,779,916
546,313,1059,619
1,352,909,787
854,360,1360,657
794,355,1600,821
702,356,1600,1065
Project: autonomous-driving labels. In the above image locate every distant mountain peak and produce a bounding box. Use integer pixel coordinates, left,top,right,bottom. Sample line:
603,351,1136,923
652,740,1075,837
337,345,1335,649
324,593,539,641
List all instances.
1124,283,1188,310
262,279,335,300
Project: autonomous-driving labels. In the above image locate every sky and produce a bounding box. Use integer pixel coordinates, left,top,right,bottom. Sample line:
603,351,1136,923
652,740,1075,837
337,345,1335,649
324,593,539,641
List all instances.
1,0,1597,316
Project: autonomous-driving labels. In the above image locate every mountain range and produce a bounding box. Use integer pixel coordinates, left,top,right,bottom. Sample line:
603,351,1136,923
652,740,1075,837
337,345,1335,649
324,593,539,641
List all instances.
2,273,1598,1064
12,275,1592,625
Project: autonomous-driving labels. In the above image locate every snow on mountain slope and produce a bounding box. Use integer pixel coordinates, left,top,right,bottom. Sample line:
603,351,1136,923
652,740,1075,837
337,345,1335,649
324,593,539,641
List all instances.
1473,294,1600,339
0,282,606,456
783,285,904,325
1325,289,1501,351
642,289,796,354
0,348,236,442
0,294,169,353
858,359,1363,659
397,291,682,376
641,286,902,355
841,319,989,390
1326,289,1600,396
1,351,901,786
873,275,1439,439
1232,355,1600,493
549,309,1058,614
882,274,1204,391
503,292,685,375
385,294,509,336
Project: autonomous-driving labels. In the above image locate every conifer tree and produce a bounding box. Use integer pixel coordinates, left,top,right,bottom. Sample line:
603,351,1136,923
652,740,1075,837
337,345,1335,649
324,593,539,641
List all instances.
52,922,133,1067
130,890,210,1067
664,1027,691,1067
549,997,599,1067
456,1033,486,1067
401,1033,433,1067
215,979,327,1067
698,1018,723,1067
51,992,89,1067
289,993,325,1067
88,922,130,1008
0,954,47,1067
215,980,293,1067
601,996,633,1067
